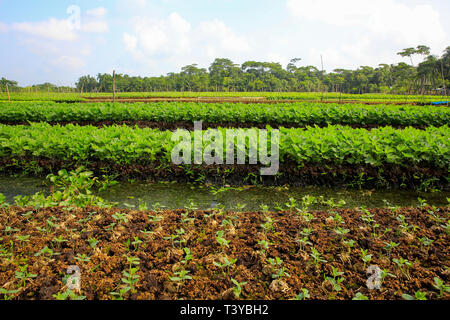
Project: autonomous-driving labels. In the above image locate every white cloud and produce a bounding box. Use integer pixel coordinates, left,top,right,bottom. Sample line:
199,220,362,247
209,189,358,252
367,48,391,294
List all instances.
52,55,86,70
11,18,78,41
82,7,109,33
123,12,250,68
123,32,138,51
0,22,7,33
287,0,447,49
86,7,107,18
198,20,250,56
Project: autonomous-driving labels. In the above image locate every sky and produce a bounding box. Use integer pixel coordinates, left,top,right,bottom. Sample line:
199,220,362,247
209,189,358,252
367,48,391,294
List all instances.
0,0,449,86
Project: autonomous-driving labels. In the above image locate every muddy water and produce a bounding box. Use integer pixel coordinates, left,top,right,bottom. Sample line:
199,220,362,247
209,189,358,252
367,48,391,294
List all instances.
0,176,448,210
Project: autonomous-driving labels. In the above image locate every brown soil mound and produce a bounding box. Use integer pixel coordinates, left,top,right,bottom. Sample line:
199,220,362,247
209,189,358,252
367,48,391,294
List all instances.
0,206,448,300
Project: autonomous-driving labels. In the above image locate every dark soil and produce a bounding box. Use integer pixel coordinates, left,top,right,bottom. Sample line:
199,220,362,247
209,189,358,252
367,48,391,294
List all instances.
0,206,448,300
79,96,432,105
0,158,447,190
0,120,430,130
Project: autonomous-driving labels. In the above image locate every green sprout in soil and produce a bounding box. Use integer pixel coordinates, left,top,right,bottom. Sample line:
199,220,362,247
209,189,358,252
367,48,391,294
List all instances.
214,257,237,276
432,277,449,298
111,255,140,299
310,247,327,267
402,291,427,300
15,265,37,287
0,288,19,300
260,216,276,234
257,240,269,256
393,258,412,279
295,288,310,300
215,230,230,253
53,289,86,301
353,292,369,300
52,235,68,249
231,279,247,299
296,228,313,252
360,249,372,270
34,246,60,258
88,238,99,249
181,248,193,265
267,257,290,279
383,241,399,258
343,239,355,254
169,270,192,283
325,267,345,292
74,254,91,263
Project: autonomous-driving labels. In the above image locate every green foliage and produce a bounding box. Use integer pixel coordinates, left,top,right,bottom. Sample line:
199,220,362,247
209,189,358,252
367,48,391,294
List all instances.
0,101,449,127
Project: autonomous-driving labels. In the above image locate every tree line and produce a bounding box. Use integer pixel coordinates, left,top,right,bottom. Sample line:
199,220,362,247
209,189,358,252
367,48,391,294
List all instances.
2,46,449,95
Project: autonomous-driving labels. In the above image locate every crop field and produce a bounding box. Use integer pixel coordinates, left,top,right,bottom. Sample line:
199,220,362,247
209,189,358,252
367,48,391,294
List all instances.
0,91,448,104
0,92,449,301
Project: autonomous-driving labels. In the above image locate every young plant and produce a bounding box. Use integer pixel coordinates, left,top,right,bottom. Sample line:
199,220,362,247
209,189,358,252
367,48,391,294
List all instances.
53,289,86,301
325,267,345,292
231,279,247,299
169,270,192,284
402,291,427,300
214,257,237,276
393,258,412,279
360,249,372,270
432,277,449,298
15,265,37,287
295,288,310,300
267,257,290,279
215,230,230,253
310,247,327,267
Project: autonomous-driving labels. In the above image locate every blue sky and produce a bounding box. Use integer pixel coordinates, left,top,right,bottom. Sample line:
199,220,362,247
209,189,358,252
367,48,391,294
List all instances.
0,0,449,86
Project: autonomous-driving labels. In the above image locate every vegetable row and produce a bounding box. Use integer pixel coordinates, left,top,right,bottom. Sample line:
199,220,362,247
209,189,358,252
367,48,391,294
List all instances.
0,123,447,169
0,102,449,126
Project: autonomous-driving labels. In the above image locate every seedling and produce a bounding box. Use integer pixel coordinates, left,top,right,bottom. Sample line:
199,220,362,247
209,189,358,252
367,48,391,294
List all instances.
181,248,193,265
74,254,91,263
325,267,345,292
418,236,434,249
343,239,355,254
0,288,19,300
432,277,449,298
393,258,412,279
334,226,350,240
402,291,427,300
235,203,247,212
52,235,68,249
215,230,230,252
14,234,30,246
34,246,60,258
169,270,192,283
111,255,141,299
257,240,269,256
353,292,369,300
112,212,128,224
268,257,290,279
214,257,237,276
53,289,86,301
260,216,276,234
88,238,99,249
295,288,310,300
231,279,247,299
310,247,327,267
132,237,143,251
383,241,399,257
15,265,37,287
360,249,372,270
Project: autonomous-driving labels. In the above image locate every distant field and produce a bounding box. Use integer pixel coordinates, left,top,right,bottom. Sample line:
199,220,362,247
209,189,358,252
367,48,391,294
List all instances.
0,91,448,103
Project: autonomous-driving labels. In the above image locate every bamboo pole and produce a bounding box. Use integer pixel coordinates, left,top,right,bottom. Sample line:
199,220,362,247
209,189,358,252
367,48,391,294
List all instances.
6,84,10,101
112,70,116,103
